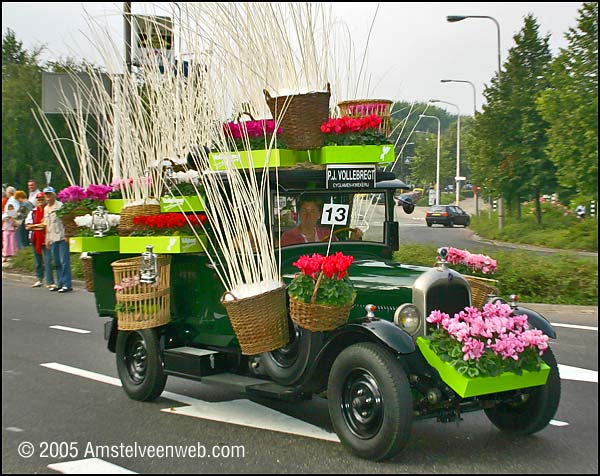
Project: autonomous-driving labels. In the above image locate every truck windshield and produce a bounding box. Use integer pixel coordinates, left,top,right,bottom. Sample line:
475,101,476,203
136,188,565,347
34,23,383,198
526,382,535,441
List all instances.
273,192,385,247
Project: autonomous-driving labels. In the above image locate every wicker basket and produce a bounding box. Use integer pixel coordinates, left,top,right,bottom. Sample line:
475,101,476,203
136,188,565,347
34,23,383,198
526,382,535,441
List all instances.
264,85,331,150
221,285,289,356
337,99,393,135
289,273,355,332
111,255,171,331
80,254,94,292
464,275,499,308
117,203,161,236
61,208,91,238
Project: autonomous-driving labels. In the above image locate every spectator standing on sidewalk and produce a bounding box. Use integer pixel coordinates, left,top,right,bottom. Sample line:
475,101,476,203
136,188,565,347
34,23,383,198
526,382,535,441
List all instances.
14,190,33,249
2,198,19,263
42,186,72,293
27,180,40,205
26,192,55,288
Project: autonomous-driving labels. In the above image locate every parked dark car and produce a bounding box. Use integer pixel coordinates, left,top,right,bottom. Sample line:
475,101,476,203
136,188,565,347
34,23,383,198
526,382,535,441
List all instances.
425,205,470,227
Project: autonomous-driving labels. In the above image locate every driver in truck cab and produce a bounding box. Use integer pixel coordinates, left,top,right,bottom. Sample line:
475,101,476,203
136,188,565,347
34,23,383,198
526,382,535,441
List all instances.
280,197,362,246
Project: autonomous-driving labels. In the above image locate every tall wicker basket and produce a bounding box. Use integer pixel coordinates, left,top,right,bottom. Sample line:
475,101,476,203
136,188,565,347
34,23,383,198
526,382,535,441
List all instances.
221,285,289,356
289,272,355,332
264,85,331,150
111,255,171,330
117,203,161,236
337,99,394,135
464,275,499,308
80,253,94,292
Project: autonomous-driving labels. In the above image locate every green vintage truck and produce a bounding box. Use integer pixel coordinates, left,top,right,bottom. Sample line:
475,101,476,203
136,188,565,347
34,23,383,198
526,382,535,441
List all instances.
89,166,560,461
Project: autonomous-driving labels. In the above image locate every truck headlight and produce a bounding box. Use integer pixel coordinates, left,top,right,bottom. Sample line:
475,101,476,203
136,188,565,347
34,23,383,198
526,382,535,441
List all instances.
394,304,421,335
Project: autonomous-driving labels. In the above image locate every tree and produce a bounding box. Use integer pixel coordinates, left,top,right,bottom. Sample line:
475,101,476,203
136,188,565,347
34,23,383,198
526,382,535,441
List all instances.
2,30,81,191
469,15,555,224
537,2,598,203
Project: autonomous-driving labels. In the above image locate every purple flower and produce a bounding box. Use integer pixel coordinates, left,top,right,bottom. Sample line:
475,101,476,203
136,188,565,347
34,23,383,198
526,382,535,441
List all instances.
57,185,86,202
86,184,112,201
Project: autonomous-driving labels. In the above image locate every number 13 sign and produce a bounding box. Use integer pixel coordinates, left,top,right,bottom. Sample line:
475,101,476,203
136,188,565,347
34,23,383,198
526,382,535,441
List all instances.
321,204,350,226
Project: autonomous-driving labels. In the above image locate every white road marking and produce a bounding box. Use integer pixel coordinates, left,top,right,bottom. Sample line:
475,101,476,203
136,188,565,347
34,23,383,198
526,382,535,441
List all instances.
551,322,597,331
5,427,24,432
558,364,598,383
163,401,340,443
42,361,593,443
48,458,136,474
40,363,339,441
11,318,21,321
49,326,91,334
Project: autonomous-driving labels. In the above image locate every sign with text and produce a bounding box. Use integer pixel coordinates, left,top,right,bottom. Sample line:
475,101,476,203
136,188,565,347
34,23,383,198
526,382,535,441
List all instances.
326,164,376,190
321,204,350,226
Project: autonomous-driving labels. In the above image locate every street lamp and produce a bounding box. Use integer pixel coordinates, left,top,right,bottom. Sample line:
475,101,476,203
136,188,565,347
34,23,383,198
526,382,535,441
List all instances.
441,79,477,115
446,15,501,73
429,99,462,205
419,115,441,205
447,14,504,227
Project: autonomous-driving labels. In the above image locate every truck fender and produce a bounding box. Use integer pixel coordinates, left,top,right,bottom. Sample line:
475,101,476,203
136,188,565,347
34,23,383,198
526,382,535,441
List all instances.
513,306,557,339
105,318,118,353
299,319,415,393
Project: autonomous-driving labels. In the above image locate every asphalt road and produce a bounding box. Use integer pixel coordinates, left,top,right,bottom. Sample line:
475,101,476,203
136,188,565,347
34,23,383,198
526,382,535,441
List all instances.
2,276,598,474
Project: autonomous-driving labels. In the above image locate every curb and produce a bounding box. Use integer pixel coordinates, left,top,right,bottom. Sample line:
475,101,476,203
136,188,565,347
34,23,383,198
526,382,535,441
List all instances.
470,233,598,257
3,270,596,313
2,271,86,289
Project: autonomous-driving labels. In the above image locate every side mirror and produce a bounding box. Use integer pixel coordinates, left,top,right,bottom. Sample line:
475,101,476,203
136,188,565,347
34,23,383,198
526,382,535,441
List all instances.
403,202,415,214
398,198,415,214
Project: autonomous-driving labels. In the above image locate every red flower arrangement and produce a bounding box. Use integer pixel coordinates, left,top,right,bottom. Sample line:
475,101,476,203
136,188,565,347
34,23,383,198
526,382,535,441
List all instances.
320,114,382,134
320,114,388,146
131,212,207,236
288,252,355,306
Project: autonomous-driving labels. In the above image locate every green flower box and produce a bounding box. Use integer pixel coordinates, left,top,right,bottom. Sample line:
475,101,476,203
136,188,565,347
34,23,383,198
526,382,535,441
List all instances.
119,235,206,254
160,195,205,213
68,236,120,253
416,337,551,398
313,144,395,164
208,149,306,170
104,199,128,214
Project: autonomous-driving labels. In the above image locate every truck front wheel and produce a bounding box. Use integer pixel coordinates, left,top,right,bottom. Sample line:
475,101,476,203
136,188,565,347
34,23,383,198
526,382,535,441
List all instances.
116,328,167,401
328,343,413,461
484,347,561,435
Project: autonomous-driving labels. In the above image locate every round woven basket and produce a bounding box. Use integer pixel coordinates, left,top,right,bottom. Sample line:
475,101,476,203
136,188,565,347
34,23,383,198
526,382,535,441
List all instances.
111,255,171,331
289,294,355,332
264,85,331,150
221,285,289,356
464,275,499,308
117,203,161,236
337,99,393,135
80,254,94,292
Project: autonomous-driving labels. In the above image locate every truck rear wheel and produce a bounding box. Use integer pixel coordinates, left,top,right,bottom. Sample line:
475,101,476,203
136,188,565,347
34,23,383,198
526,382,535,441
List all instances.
260,324,323,386
484,347,561,435
116,328,167,401
328,342,413,461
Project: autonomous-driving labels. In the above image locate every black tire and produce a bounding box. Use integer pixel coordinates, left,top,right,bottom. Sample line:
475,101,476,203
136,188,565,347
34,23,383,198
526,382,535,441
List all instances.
448,219,454,228
328,343,413,461
426,222,432,227
484,347,561,435
261,324,324,386
116,328,167,401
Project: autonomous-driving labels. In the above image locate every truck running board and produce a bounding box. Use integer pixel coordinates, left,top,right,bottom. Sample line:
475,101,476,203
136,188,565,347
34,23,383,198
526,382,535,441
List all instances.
163,347,229,381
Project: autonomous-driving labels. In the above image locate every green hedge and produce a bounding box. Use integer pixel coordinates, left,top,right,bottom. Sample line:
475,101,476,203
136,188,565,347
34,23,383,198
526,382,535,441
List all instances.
394,244,598,305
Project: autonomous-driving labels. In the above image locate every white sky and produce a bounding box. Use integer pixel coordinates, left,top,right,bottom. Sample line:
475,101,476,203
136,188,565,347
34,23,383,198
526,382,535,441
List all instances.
2,2,584,115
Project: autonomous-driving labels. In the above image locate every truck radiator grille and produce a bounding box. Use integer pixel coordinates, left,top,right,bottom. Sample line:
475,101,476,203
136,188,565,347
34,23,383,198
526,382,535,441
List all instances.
426,282,470,318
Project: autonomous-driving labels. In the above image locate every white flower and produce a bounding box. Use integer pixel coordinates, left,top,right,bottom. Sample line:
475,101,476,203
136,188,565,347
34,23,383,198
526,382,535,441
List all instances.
74,215,93,228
